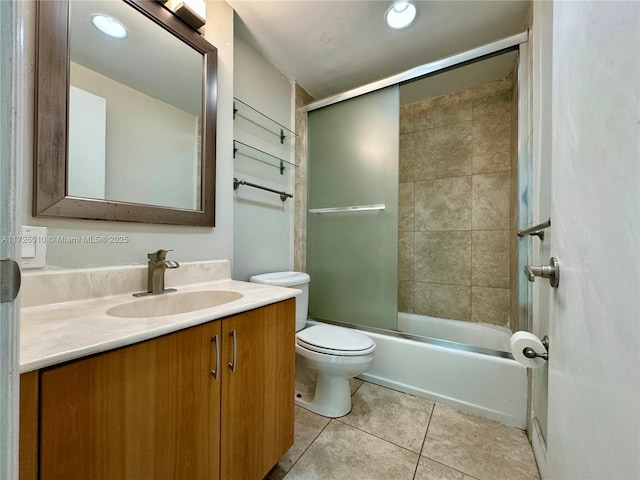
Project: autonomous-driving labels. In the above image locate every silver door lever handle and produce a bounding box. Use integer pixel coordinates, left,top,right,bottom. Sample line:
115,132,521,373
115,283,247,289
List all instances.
524,257,560,288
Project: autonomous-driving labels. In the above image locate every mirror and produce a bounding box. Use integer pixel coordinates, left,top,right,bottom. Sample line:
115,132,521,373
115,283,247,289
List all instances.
34,0,217,226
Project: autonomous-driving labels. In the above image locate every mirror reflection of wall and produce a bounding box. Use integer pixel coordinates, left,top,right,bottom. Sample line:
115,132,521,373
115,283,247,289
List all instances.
68,85,107,199
68,0,203,210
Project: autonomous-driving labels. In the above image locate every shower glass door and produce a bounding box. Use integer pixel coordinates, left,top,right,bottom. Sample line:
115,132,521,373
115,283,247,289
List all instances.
307,86,399,330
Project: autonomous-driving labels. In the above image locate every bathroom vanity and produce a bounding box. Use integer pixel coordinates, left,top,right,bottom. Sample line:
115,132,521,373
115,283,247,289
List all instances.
18,261,298,480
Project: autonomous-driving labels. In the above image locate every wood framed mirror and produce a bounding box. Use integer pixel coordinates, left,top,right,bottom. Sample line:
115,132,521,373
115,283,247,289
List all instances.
34,0,217,226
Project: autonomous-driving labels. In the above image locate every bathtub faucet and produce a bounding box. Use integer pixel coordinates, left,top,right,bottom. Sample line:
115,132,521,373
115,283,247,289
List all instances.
133,249,179,296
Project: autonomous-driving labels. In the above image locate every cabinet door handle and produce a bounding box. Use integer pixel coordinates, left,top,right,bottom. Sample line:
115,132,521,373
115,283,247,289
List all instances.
210,335,219,379
228,330,237,372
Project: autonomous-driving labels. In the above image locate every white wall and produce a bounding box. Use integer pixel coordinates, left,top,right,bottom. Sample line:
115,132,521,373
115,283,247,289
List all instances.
20,1,235,269
232,35,295,280
536,1,640,478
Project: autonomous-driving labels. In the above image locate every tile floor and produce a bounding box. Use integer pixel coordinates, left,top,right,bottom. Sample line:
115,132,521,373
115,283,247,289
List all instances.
266,380,540,480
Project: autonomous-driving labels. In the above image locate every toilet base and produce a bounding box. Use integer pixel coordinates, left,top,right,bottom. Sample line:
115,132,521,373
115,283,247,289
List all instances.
295,372,353,418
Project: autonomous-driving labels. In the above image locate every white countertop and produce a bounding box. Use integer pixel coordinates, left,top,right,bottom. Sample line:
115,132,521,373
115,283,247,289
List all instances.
20,279,299,373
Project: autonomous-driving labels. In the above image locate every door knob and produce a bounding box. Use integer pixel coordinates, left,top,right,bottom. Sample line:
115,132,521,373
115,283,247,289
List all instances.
524,257,560,288
0,259,21,303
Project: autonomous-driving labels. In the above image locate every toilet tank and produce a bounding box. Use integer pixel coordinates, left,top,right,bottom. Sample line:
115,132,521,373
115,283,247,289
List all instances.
249,272,310,331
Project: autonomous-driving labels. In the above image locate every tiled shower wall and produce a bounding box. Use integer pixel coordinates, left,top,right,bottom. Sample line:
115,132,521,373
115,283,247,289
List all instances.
293,83,314,273
398,77,516,327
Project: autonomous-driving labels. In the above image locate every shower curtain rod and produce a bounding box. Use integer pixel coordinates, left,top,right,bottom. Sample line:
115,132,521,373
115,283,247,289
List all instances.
303,31,529,112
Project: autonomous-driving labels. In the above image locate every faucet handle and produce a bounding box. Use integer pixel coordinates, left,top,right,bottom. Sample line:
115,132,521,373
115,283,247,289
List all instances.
148,249,173,262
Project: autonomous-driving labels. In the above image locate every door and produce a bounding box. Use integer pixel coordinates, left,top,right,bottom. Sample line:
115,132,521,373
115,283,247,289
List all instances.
528,0,554,452
0,0,22,477
39,321,221,480
220,300,295,480
536,1,639,478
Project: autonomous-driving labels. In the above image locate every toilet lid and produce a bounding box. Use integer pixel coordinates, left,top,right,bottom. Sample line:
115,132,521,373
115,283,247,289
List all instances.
296,325,375,356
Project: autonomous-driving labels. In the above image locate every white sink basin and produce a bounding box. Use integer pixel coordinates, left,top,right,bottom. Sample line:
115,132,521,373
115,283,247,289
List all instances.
106,290,244,318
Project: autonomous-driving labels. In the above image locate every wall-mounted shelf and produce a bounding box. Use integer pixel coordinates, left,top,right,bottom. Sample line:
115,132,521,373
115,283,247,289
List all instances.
233,97,297,144
233,140,297,175
233,98,296,176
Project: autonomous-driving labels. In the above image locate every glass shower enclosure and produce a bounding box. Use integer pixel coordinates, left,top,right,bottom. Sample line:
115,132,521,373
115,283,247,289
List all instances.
306,86,399,330
306,48,529,340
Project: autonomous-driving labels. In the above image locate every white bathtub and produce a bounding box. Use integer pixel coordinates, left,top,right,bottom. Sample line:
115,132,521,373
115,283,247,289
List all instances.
308,315,527,428
397,311,512,351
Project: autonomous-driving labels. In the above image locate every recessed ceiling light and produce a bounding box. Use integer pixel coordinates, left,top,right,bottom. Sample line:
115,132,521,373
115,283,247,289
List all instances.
385,1,417,30
91,14,128,39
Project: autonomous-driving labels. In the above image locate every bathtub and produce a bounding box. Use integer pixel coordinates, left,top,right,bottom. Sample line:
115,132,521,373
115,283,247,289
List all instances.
307,314,527,428
397,311,512,351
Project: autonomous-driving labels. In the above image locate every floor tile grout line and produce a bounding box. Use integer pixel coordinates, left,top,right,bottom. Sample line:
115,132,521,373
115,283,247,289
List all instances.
280,417,333,480
333,416,425,458
281,380,363,478
351,379,365,396
412,402,436,479
283,380,534,480
420,453,482,480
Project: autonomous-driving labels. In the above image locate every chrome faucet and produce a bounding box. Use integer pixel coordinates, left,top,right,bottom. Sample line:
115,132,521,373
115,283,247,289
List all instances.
133,249,180,296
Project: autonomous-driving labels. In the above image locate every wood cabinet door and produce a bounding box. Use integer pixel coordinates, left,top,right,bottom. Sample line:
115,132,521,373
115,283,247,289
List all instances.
19,371,38,480
220,299,295,480
39,321,222,480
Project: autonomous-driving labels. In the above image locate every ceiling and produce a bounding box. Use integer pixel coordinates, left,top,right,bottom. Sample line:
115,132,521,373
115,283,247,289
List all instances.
70,1,202,115
228,0,530,101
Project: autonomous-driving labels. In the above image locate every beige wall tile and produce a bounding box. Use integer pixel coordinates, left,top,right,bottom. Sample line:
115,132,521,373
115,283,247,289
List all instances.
400,133,415,183
415,177,472,231
414,282,471,321
471,78,512,174
294,228,306,272
471,172,511,230
510,77,519,332
415,231,471,284
398,281,414,313
472,81,512,118
398,232,414,282
471,286,510,326
399,77,517,327
415,90,472,130
293,83,313,274
295,83,315,109
294,167,307,272
399,182,415,232
471,230,510,288
415,122,472,180
400,103,415,134
295,113,308,174
295,171,307,230
472,115,511,174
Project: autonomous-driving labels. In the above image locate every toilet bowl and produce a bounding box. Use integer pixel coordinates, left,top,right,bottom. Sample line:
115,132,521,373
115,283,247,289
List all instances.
249,271,376,418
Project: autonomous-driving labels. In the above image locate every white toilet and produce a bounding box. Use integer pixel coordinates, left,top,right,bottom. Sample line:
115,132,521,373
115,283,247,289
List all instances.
249,271,375,418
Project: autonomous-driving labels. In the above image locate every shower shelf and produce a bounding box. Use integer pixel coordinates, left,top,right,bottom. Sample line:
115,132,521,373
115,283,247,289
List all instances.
233,98,297,175
232,140,298,175
233,97,297,144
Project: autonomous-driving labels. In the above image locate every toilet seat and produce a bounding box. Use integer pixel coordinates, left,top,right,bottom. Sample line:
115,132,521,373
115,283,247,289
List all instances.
296,325,375,356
